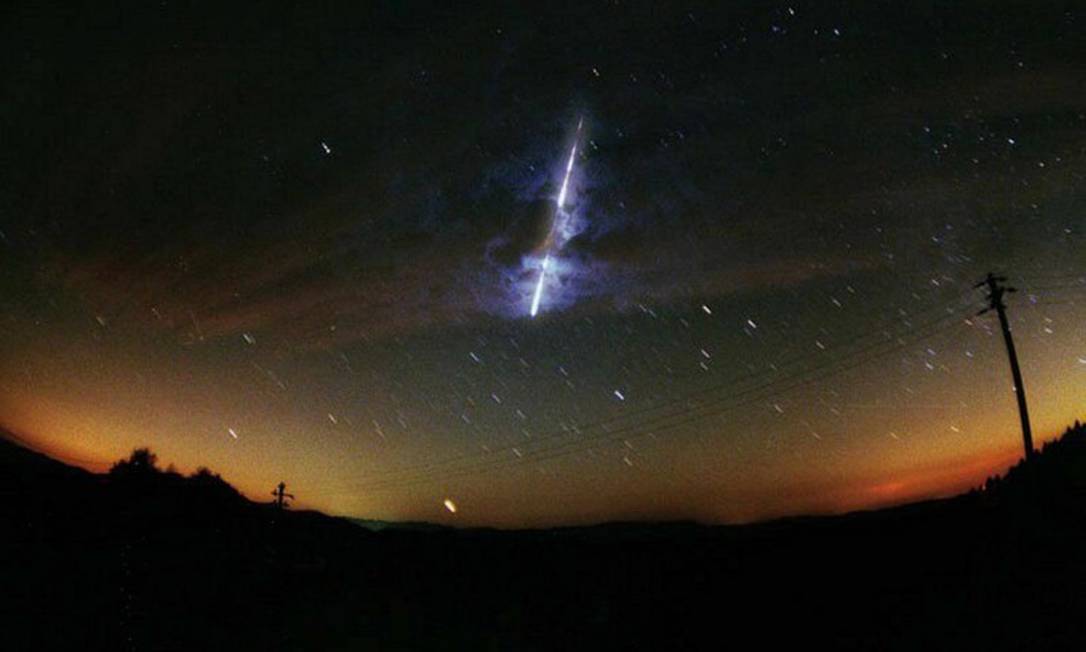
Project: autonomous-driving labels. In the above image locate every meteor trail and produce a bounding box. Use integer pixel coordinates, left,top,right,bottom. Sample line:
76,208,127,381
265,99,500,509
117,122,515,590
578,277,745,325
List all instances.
529,254,550,317
530,117,583,318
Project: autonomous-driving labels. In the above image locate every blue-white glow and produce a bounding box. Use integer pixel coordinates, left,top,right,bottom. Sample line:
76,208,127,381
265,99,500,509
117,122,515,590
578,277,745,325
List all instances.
529,118,583,318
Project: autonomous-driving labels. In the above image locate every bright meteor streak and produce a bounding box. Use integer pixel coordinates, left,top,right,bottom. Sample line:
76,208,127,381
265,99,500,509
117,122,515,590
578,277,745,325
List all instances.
556,140,578,208
529,255,550,317
530,118,583,318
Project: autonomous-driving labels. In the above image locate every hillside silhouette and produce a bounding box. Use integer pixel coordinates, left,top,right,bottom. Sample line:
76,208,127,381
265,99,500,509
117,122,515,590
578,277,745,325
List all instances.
4,423,1086,650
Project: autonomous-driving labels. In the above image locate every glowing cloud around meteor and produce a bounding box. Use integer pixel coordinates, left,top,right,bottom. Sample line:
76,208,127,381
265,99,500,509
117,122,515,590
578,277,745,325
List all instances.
530,118,583,318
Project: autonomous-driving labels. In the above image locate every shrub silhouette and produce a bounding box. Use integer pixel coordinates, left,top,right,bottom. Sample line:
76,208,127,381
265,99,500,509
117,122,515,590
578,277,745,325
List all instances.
105,448,246,512
189,466,244,503
109,447,160,477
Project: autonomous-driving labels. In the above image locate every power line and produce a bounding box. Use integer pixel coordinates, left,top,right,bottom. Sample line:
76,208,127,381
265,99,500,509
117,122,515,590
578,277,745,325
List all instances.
1020,284,1086,292
352,316,972,492
344,288,980,489
345,309,975,492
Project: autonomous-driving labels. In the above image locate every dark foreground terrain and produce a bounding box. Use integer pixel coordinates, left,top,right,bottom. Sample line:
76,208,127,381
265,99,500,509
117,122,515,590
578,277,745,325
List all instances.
4,424,1086,651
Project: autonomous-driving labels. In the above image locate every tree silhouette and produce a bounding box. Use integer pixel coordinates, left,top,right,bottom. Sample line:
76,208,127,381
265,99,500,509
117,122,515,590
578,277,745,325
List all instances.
109,447,160,477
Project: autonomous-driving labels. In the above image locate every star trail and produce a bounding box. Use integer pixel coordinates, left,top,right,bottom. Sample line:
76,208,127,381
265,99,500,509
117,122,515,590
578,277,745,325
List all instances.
1,1,1084,527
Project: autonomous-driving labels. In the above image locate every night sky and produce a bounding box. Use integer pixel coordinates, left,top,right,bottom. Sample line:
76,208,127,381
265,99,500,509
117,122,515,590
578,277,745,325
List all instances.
2,1,1084,526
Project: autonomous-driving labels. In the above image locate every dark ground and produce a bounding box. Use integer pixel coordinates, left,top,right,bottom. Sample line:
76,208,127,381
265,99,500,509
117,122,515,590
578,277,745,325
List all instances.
3,424,1086,651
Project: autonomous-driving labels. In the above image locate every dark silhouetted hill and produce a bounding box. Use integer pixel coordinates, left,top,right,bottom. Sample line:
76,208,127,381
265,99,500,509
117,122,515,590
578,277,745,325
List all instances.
4,422,1086,651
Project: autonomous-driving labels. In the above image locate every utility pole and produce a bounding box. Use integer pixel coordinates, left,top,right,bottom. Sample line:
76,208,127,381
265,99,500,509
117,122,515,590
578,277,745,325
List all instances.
271,481,295,509
976,272,1034,460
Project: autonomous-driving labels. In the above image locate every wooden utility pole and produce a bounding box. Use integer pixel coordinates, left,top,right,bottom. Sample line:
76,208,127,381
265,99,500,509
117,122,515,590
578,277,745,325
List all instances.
976,272,1035,460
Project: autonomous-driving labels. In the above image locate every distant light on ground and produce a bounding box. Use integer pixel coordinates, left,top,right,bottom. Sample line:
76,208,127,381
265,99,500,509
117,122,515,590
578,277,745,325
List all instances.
444,498,458,513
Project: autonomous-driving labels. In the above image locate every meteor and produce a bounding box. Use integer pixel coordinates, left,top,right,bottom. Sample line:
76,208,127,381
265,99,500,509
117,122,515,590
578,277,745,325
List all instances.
529,254,550,317
530,118,583,318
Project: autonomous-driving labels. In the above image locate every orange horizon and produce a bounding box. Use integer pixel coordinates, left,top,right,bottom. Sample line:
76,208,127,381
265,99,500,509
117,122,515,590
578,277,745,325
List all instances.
3,417,1064,527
